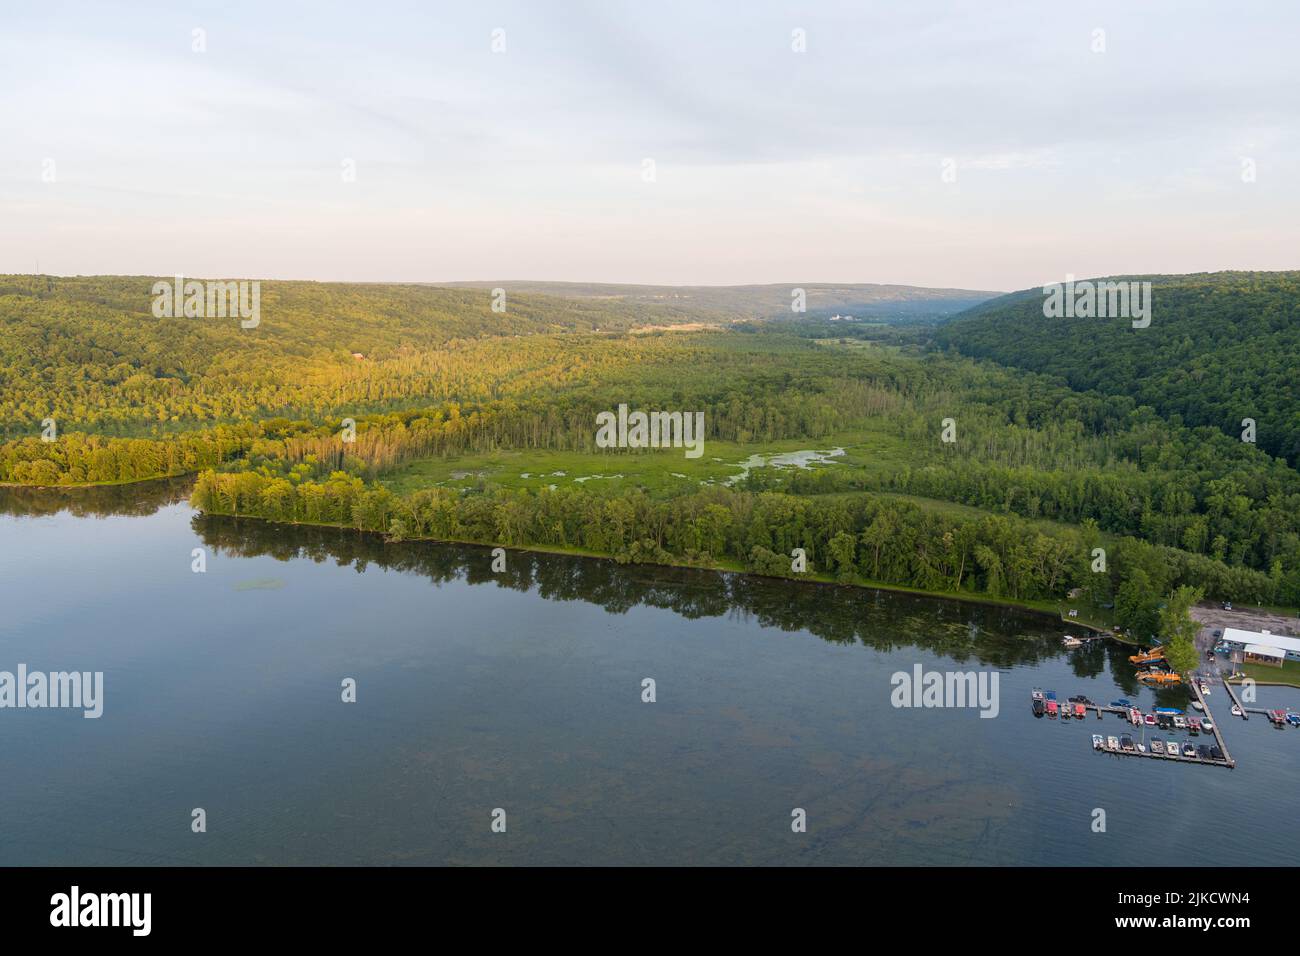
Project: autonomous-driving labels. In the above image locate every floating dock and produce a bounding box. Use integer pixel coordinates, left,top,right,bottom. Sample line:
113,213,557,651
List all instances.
1081,688,1234,769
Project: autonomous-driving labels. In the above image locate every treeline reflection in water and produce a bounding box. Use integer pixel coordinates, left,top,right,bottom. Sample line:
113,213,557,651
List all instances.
197,514,1177,698
0,475,1156,693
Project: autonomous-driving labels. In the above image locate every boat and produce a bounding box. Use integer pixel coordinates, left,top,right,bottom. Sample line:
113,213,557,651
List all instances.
1120,734,1135,752
1129,707,1142,726
1231,704,1243,717
1031,688,1045,716
1173,715,1187,730
1137,743,1146,753
1112,699,1132,708
1268,710,1286,726
1288,713,1300,727
1154,707,1183,716
1063,635,1083,648
1202,718,1214,732
1074,703,1087,719
1092,734,1104,750
1046,699,1058,718
1143,713,1156,726
1106,735,1119,751
1128,648,1165,666
1151,738,1164,754
1192,700,1204,711
1188,717,1201,734
1137,670,1182,685
1183,742,1196,757
1166,742,1179,758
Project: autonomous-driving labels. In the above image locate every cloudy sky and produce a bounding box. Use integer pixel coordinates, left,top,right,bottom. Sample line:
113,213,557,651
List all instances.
2,0,1296,290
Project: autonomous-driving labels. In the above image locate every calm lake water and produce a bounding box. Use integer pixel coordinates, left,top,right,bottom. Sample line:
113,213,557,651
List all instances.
1,479,1296,866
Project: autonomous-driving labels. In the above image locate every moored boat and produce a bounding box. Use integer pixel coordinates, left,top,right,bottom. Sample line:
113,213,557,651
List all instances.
1106,735,1119,751
1031,688,1045,716
1151,738,1164,754
1092,734,1104,750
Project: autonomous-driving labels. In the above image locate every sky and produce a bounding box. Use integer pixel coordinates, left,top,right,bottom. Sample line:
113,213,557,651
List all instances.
2,0,1297,291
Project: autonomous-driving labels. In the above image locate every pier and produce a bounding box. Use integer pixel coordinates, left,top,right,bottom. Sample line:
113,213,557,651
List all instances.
1078,690,1235,769
1221,677,1247,719
1189,680,1235,768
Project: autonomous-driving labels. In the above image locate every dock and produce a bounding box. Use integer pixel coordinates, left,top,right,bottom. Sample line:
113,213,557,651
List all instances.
1221,677,1248,719
1189,680,1235,768
1079,692,1235,769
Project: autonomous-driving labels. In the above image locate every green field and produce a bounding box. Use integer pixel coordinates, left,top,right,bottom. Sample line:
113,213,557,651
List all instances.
377,426,912,498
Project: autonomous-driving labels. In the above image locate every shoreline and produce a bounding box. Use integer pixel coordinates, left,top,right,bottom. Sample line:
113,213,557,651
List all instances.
195,507,1100,631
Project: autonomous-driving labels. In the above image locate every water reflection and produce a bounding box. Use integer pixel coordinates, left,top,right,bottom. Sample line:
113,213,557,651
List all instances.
0,476,192,518
193,512,1080,669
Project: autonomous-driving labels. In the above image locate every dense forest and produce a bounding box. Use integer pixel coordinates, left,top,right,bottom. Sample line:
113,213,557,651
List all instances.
5,270,1300,639
933,271,1300,466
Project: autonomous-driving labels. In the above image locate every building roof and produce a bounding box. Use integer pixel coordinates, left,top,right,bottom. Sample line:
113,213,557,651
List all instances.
1243,643,1286,660
1223,627,1300,655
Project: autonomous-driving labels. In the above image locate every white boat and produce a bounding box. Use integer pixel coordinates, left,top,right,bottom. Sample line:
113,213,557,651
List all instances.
1173,715,1187,730
1062,635,1083,648
1106,735,1120,751
1202,718,1214,732
1151,739,1164,754
1192,701,1204,711
1137,743,1146,753
1231,704,1243,717
1166,743,1179,758
1092,734,1104,749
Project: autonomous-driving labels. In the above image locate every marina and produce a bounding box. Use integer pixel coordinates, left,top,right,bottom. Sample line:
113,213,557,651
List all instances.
1035,682,1236,769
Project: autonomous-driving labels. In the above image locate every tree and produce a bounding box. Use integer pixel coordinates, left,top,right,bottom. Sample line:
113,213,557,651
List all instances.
1158,585,1204,677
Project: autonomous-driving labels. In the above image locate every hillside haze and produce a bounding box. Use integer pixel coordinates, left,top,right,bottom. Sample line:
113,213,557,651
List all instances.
442,281,1000,322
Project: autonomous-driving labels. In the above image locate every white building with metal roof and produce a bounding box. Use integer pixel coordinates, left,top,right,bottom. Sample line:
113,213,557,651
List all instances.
1220,627,1300,666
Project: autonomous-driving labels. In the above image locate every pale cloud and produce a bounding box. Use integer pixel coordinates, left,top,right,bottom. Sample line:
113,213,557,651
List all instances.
1,0,1296,288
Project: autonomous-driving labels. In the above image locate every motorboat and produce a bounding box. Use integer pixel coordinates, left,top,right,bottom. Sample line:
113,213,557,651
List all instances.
1106,735,1120,751
1151,738,1164,754
1092,734,1104,750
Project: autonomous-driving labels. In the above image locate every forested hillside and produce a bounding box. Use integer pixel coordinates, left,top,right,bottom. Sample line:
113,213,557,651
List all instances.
0,274,736,438
933,271,1300,465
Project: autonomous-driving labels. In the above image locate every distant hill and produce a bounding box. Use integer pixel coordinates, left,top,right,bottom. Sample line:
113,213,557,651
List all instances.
441,281,1000,322
934,271,1300,465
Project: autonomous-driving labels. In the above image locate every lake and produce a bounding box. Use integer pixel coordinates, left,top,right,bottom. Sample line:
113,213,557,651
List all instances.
1,479,1296,865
